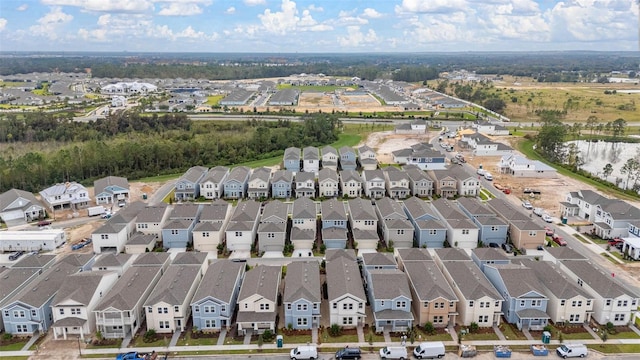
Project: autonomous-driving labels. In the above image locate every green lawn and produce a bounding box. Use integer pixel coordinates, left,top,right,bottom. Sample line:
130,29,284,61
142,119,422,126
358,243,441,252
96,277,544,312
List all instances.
162,189,175,204
320,329,359,343
591,344,640,353
601,252,620,265
137,173,182,182
459,331,499,341
175,332,219,346
572,234,591,244
499,323,527,340
276,84,358,92
547,324,594,340
279,332,313,344
610,251,634,263
606,330,640,339
412,328,452,342
223,336,245,345
129,335,172,347
0,341,28,351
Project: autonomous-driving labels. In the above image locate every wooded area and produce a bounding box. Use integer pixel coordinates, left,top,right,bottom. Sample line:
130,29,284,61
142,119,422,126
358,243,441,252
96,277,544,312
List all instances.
0,113,341,193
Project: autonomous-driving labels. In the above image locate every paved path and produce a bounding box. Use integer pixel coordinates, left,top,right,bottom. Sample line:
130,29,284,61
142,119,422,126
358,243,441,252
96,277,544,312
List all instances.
493,325,507,341
522,327,534,341
216,329,227,346
243,330,252,345
21,331,40,351
356,324,365,343
583,323,601,340
382,330,391,343
629,324,640,337
169,330,181,347
312,326,318,344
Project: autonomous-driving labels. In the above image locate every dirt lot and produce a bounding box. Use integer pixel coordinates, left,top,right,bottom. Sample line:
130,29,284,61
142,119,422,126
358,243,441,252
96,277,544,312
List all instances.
361,131,435,164
298,92,334,107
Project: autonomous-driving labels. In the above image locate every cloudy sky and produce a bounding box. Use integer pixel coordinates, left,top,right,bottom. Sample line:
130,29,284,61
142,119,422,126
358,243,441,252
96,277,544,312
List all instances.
0,0,638,52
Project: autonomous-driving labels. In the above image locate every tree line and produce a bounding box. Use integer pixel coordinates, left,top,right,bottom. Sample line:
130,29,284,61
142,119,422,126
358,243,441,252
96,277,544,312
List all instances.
0,113,341,193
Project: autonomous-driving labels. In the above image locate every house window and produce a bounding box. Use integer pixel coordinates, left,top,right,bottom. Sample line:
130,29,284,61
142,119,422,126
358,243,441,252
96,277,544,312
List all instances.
342,317,353,325
297,304,308,311
396,301,406,308
343,303,353,310
16,324,28,333
397,229,404,235
159,321,170,329
260,304,270,311
462,229,470,235
570,314,580,322
577,279,583,286
235,232,243,237
203,232,210,237
560,300,566,306
3,310,8,317
174,306,180,313
101,234,108,239
433,316,444,323
520,300,526,307
532,300,542,307
221,305,226,312
491,226,498,232
614,314,625,321
59,309,65,315
71,308,80,315
586,300,592,307
495,301,500,307
529,231,537,237
194,307,199,313
358,303,363,309
423,301,429,307
429,230,437,235
267,233,275,238
365,220,374,226
297,318,308,326
313,304,318,310
287,304,292,310
204,320,214,328
171,230,179,235
31,310,37,317
605,299,612,306
478,315,489,323
293,219,303,225
333,303,337,309
572,301,582,307
617,300,628,307
469,301,475,307
157,307,162,313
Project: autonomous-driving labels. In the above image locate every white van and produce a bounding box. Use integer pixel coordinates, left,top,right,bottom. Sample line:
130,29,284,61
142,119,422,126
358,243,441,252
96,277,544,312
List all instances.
290,345,318,360
379,346,408,359
413,341,446,359
556,343,587,358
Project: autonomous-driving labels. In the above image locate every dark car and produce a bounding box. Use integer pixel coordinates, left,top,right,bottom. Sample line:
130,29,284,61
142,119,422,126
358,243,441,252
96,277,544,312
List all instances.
335,347,361,359
9,251,25,261
37,220,52,227
488,242,499,249
501,243,514,253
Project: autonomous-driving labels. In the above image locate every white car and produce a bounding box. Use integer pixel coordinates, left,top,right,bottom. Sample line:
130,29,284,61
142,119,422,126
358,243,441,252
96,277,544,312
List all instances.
477,168,485,176
533,207,543,216
522,200,533,210
542,214,553,223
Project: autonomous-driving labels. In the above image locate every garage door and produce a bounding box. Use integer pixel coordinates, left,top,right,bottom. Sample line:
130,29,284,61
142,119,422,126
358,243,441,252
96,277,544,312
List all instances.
0,210,24,222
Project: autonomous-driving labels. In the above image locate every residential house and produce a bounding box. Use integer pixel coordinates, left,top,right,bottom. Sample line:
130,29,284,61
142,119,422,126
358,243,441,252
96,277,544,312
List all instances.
403,166,434,197
94,266,163,338
125,233,157,254
284,147,301,173
339,146,357,171
321,198,348,249
303,146,320,175
294,172,316,198
433,248,472,268
1,261,79,336
193,200,232,252
223,166,251,199
514,259,594,325
483,264,550,330
560,189,611,221
404,261,458,327
91,253,133,276
191,260,245,331
339,170,363,198
543,247,588,264
236,265,282,335
458,197,508,246
557,260,639,326
487,198,545,249
225,200,261,252
326,256,367,328
131,252,171,271
247,167,272,200
51,271,119,340
322,227,348,250
392,148,413,165
362,169,386,199
174,166,208,201
0,188,46,223
105,201,145,239
395,248,433,271
428,170,458,199
368,270,414,332
497,154,557,178
431,199,479,249
291,197,317,255
56,253,97,273
406,146,447,171
283,261,321,330
257,200,288,253
375,197,414,249
361,252,397,283
321,146,339,171
199,166,230,200
12,254,57,270
592,200,640,240
94,176,129,205
161,204,202,249
440,261,502,327
0,268,42,332
460,132,513,157
352,228,379,253
470,248,510,272
402,197,447,249
39,182,91,210
92,221,129,254
358,145,378,170
447,166,481,197
271,170,294,199
474,120,510,136
135,204,170,241
383,168,411,199
144,265,202,333
172,252,209,274
318,168,340,197
348,197,378,232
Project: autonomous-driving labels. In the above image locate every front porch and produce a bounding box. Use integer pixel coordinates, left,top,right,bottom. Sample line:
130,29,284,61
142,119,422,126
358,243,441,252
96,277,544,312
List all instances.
52,317,88,340
516,309,550,331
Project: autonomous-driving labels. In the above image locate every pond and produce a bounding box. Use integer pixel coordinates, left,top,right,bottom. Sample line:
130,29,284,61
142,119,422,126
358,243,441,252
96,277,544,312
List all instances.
566,140,640,190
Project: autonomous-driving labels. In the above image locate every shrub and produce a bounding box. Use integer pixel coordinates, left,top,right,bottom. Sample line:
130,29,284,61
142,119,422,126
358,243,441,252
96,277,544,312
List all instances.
143,329,157,343
469,322,479,333
329,324,342,337
257,334,264,347
423,322,436,335
2,333,13,341
543,325,552,332
262,329,274,342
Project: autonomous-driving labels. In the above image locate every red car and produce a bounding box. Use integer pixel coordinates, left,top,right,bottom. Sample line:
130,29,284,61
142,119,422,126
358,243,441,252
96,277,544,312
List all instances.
544,227,554,236
608,238,623,246
552,234,567,246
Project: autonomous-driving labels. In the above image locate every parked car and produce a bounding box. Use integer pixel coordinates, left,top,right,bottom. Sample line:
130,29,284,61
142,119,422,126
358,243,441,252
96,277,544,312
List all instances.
37,220,52,227
71,242,86,251
9,251,25,261
522,200,533,210
379,346,408,359
608,238,623,246
451,158,461,165
501,243,514,253
552,234,567,246
483,172,493,181
523,188,541,194
335,347,362,359
489,242,499,249
542,214,553,223
477,168,486,176
101,213,112,219
544,227,554,236
533,207,543,216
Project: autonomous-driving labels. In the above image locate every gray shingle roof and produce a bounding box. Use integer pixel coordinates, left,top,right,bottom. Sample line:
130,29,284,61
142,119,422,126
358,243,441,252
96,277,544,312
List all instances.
319,168,338,182
230,200,261,222
295,171,315,183
560,260,640,298
202,166,229,183
443,261,501,300
457,197,495,217
339,170,362,183
132,252,170,267
52,271,113,307
258,221,286,233
172,252,207,266
93,253,132,268
291,227,315,241
324,248,357,262
238,265,281,302
144,265,201,306
7,261,79,308
0,188,43,212
488,264,547,298
322,227,347,240
199,201,230,222
514,259,591,300
192,260,244,304
348,198,376,221
402,197,437,220
431,198,468,220
95,266,162,311
284,261,321,303
249,167,272,183
405,168,431,183
321,198,347,221
284,147,301,161
303,146,319,161
396,248,433,262
94,176,129,195
0,268,39,303
363,169,384,182
226,166,251,183
362,252,396,267
127,233,157,246
12,254,56,269
261,200,288,223
178,166,208,184
369,269,411,299
404,261,458,301
376,197,407,219
352,228,378,242
94,221,127,234
292,197,316,219
434,248,471,261
272,170,293,183
487,198,531,222
136,204,169,223
472,248,509,261
169,204,201,219
322,145,338,157
545,247,587,261
163,218,194,230
326,257,365,301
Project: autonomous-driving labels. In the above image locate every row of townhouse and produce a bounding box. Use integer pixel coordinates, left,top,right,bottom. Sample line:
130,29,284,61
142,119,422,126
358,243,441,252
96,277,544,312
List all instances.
560,189,640,240
283,145,378,174
0,176,130,223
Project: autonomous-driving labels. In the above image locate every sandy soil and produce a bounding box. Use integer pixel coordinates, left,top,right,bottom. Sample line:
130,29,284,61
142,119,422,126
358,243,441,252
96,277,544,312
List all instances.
298,92,335,107
361,131,434,164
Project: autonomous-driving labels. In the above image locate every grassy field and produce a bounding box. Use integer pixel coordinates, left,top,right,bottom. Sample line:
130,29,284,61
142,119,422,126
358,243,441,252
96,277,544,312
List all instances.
0,340,28,351
591,343,640,353
276,84,358,92
206,95,224,106
175,332,219,346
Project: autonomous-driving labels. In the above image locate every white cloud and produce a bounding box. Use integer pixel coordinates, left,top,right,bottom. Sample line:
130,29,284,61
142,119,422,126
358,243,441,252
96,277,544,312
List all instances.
395,0,467,14
362,8,382,19
337,26,378,47
308,4,323,12
258,0,332,35
0,18,6,32
158,2,206,16
225,6,236,14
17,4,28,11
244,0,266,6
29,7,73,40
331,9,368,26
41,0,154,13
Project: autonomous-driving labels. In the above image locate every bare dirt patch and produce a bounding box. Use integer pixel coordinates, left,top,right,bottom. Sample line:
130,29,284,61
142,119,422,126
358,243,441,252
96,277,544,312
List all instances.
298,92,334,107
340,94,380,107
363,131,435,164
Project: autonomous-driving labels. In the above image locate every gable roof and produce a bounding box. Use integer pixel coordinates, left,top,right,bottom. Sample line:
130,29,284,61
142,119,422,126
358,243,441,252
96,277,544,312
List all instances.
376,197,407,219
12,254,56,269
443,261,501,300
132,252,170,267
199,201,231,222
434,248,471,261
249,167,272,183
229,200,261,222
284,147,301,160
95,266,162,311
261,200,288,223
94,176,129,194
169,204,201,219
487,264,547,298
294,171,315,183
404,261,457,301
339,169,362,183
560,260,640,298
457,197,495,217
172,252,208,266
363,169,385,181
192,260,244,304
284,261,321,303
321,198,347,221
321,145,338,157
0,268,40,303
369,269,412,300
52,271,113,307
396,248,433,262
326,257,365,301
292,197,316,219
472,247,509,261
431,198,469,220
144,265,201,306
7,261,79,308
93,253,132,268
402,196,438,220
136,204,169,223
226,166,251,183
303,146,319,160
238,265,281,302
178,166,208,184
272,170,293,183
202,166,230,183
362,252,396,267
514,259,591,300
545,247,587,261
0,188,43,212
348,197,377,221
324,248,357,262
319,168,339,182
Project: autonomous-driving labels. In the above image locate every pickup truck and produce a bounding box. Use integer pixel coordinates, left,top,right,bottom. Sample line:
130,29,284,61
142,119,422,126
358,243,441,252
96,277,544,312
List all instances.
552,234,567,246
